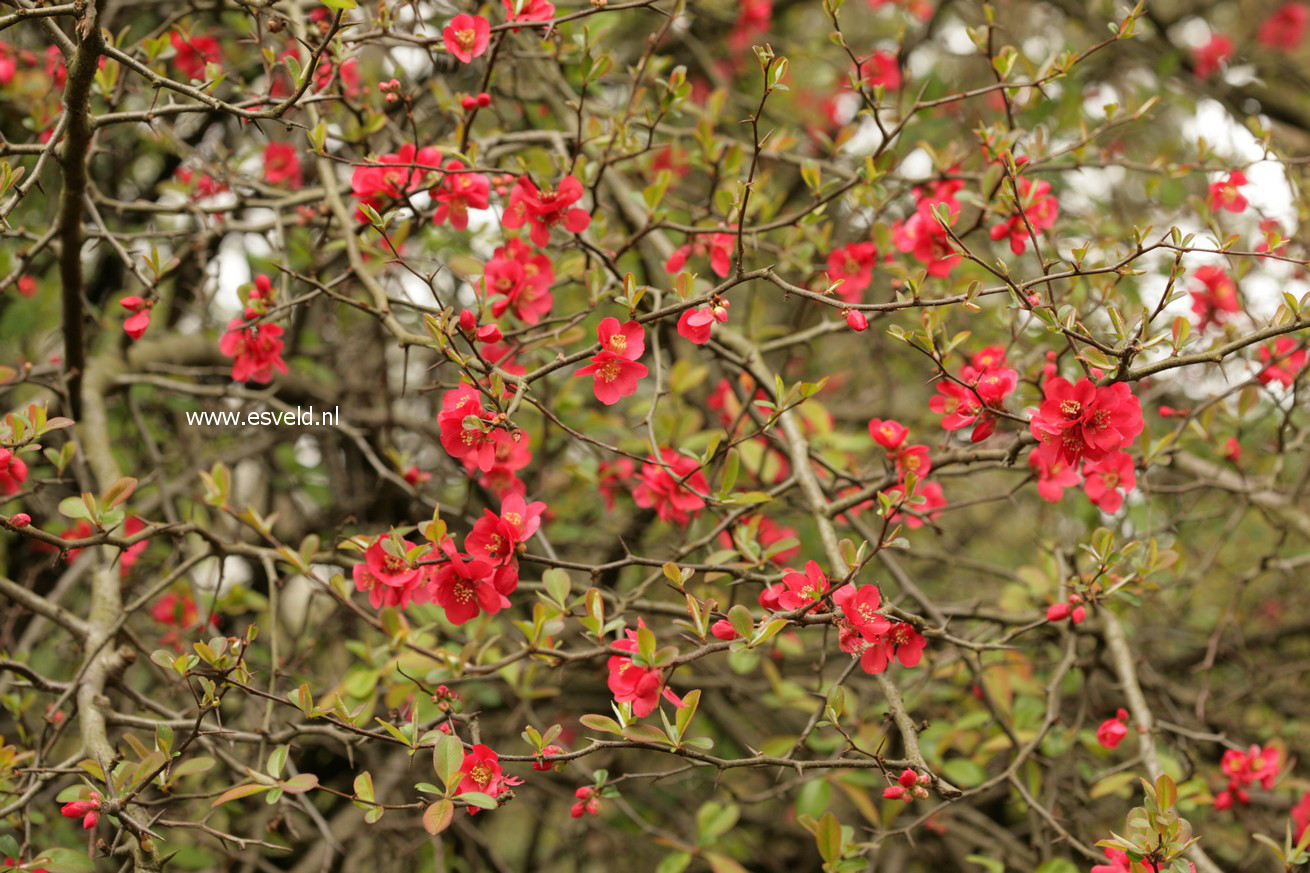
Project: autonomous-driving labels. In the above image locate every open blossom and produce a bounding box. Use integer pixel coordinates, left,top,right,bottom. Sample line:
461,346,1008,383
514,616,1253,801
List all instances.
1029,377,1144,467
858,622,927,674
432,541,516,625
577,318,649,405
597,458,634,512
456,745,520,813
776,561,829,611
0,447,29,496
1193,34,1234,79
607,620,684,717
443,14,491,64
1030,452,1081,502
633,449,708,525
1096,708,1130,750
893,181,962,277
170,31,220,80
665,232,734,278
833,584,891,639
60,791,102,829
1208,170,1248,213
466,493,546,565
1189,265,1240,330
219,318,288,383
868,417,908,451
826,242,878,302
895,444,932,482
676,300,729,345
501,175,591,247
350,143,442,218
1082,451,1136,513
989,176,1059,255
930,366,1017,442
432,160,490,230
1259,3,1309,48
263,142,302,189
1257,336,1308,387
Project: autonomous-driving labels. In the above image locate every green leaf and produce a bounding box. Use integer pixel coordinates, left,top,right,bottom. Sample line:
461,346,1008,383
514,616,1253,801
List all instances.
281,772,318,794
423,799,454,834
675,689,701,738
31,848,95,873
57,495,93,521
815,811,842,864
455,791,498,810
941,758,986,788
655,853,692,873
211,783,273,807
267,744,289,779
696,801,739,845
579,713,624,734
965,855,1005,873
433,733,465,789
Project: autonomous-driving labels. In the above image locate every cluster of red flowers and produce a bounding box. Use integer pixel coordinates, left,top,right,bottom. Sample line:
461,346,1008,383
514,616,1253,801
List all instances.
607,620,684,717
1046,592,1087,625
263,142,303,189
867,417,945,529
59,792,101,830
350,143,443,220
218,275,288,384
438,383,532,496
570,786,602,818
1257,336,1309,388
502,175,592,247
834,581,927,674
170,30,220,81
881,768,930,801
351,493,542,624
484,238,554,324
892,176,962,277
152,591,218,649
120,294,153,341
988,173,1059,255
1214,744,1280,810
929,345,1019,443
577,318,649,406
1028,375,1144,513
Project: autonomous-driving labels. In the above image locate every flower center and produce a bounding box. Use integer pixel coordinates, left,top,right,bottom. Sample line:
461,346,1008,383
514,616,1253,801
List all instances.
455,28,477,51
469,763,493,786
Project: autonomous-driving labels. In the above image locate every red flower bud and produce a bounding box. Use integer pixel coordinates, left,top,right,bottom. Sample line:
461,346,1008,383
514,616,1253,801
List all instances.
845,309,868,331
1046,602,1071,622
458,310,477,332
710,619,739,641
461,96,478,111
8,513,31,527
477,92,491,107
476,324,503,344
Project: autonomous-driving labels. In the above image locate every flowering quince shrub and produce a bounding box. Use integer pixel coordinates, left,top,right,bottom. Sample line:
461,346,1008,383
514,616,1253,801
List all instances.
5,2,1310,872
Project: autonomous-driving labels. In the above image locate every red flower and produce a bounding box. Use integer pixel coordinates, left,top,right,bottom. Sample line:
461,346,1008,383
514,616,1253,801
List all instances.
869,0,934,20
845,309,868,332
1189,265,1240,330
710,619,739,641
0,448,29,496
1029,377,1143,467
443,14,491,64
1257,336,1308,387
502,0,556,27
1029,452,1081,503
1193,34,1234,79
1081,451,1136,513
607,620,684,717
777,561,829,611
676,302,729,345
219,317,288,383
632,449,708,525
895,444,933,482
826,242,878,302
432,160,490,229
868,418,908,450
1208,170,1248,212
1224,436,1241,464
432,543,514,625
730,0,772,52
170,31,220,81
466,493,546,565
456,744,520,813
1259,3,1309,48
1096,708,1130,750
485,238,554,324
1221,743,1281,790
263,142,302,189
16,275,37,297
664,232,734,278
860,51,901,91
501,175,591,247
892,199,960,277
1046,600,1086,624
832,584,891,639
571,785,602,818
1091,848,1132,873
533,744,565,771
1292,790,1310,842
